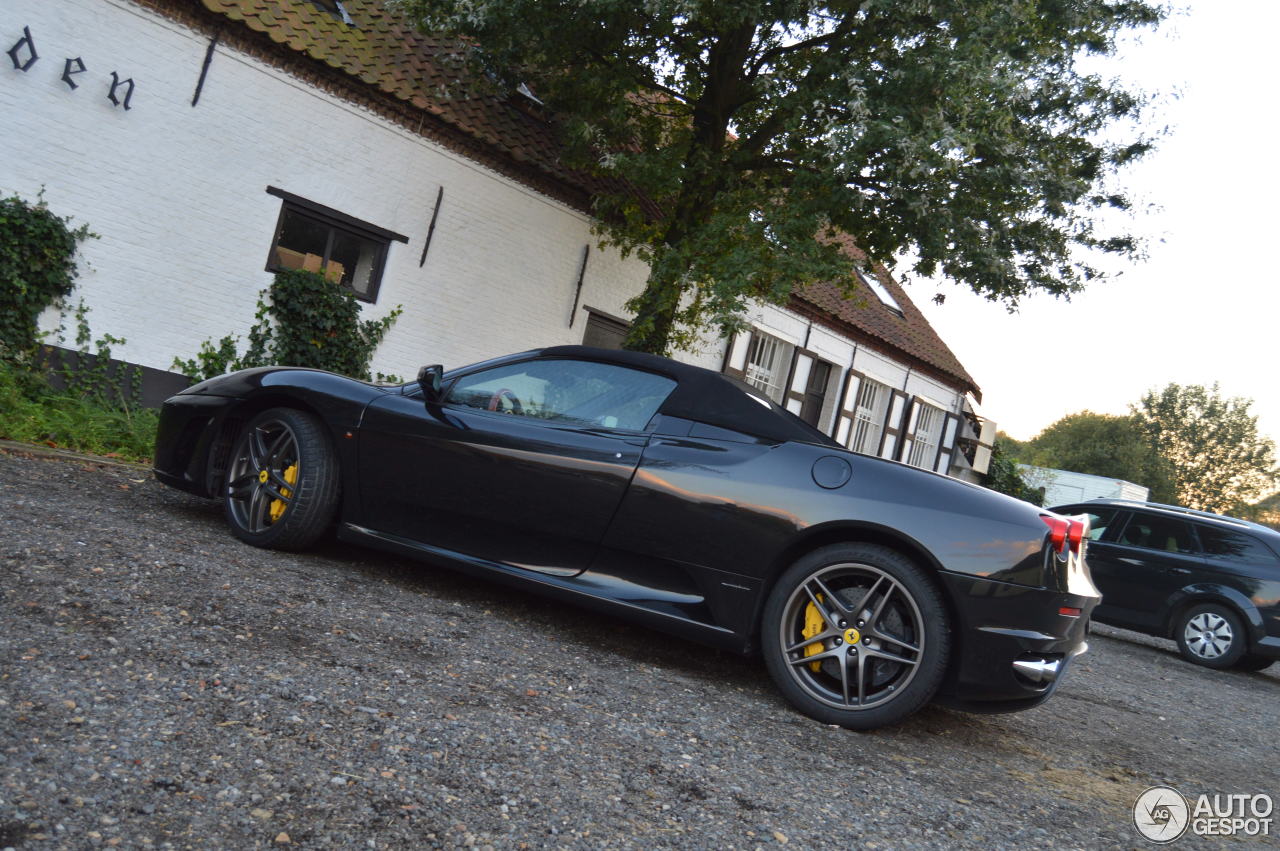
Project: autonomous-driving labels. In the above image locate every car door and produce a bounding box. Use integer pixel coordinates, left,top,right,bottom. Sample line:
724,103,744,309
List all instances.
1087,510,1202,630
356,357,676,576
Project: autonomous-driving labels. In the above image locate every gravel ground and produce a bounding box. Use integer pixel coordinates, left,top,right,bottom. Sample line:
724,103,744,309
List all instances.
2,447,1277,850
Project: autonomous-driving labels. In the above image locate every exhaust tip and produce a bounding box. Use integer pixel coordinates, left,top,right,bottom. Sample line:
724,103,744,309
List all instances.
1012,655,1063,685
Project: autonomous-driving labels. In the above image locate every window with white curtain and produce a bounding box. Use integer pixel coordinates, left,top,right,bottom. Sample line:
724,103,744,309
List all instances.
850,377,890,455
907,402,943,469
743,332,791,403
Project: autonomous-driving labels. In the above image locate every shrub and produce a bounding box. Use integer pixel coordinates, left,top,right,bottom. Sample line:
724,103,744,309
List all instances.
174,270,402,382
0,193,94,358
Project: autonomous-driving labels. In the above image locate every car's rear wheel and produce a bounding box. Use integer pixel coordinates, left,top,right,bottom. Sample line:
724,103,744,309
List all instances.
1234,654,1274,672
1175,603,1246,669
224,407,339,550
761,544,950,730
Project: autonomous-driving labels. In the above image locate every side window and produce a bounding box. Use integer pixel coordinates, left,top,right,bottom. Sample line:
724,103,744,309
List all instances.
1196,526,1280,565
445,359,676,431
1081,508,1121,542
1116,513,1197,554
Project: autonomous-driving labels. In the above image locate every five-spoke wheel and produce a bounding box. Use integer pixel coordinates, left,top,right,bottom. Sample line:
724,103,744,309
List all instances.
1175,603,1246,669
762,544,949,729
224,407,339,550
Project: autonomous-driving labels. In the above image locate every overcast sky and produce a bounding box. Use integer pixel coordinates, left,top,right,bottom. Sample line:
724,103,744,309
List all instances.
914,1,1278,446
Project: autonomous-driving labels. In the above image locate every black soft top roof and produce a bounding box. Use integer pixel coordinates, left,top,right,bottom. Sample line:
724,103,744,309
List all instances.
538,345,837,446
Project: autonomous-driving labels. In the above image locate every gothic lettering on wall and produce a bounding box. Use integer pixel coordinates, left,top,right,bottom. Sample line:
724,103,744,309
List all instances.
62,57,87,90
5,26,136,110
108,71,135,110
6,26,38,71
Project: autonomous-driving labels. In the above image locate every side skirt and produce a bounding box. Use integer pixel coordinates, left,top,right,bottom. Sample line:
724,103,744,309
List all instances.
337,523,751,653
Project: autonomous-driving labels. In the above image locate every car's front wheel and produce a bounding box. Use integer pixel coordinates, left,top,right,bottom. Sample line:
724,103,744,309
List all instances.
761,544,950,730
1175,603,1246,669
223,407,339,550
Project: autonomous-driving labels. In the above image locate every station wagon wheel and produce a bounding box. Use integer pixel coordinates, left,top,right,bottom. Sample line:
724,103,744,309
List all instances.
1175,603,1246,669
224,407,339,551
1234,654,1275,673
762,544,950,730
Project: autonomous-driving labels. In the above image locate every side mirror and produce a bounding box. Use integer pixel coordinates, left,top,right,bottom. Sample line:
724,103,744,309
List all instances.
417,364,444,401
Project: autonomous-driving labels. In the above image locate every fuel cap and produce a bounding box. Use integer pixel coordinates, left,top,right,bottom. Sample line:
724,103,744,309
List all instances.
811,455,852,490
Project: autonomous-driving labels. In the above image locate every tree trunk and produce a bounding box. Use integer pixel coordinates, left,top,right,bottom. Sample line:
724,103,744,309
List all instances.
620,23,754,356
621,263,684,355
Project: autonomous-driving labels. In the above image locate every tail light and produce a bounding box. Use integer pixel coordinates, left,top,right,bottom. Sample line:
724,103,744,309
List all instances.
1041,515,1086,557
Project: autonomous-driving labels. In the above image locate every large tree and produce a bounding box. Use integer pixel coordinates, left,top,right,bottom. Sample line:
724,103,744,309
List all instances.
1022,411,1175,502
1131,383,1278,514
403,0,1164,353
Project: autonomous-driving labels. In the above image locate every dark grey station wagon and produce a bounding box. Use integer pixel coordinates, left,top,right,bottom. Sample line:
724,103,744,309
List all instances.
1050,499,1280,671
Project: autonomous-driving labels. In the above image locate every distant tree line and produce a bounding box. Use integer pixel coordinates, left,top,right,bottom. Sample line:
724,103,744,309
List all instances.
989,383,1278,518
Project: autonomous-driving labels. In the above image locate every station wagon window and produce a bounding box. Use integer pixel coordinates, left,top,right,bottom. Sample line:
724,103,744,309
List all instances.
1116,513,1197,554
446,359,676,431
1080,508,1121,541
1196,526,1280,565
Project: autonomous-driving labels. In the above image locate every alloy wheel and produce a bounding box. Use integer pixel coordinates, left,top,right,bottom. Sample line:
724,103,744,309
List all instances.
226,417,301,534
777,563,925,711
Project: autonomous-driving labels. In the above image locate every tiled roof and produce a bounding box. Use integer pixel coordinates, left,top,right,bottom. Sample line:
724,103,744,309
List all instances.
193,0,978,396
795,238,980,398
198,0,607,203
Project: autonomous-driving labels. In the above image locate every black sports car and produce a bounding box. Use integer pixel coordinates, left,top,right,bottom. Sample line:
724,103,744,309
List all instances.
154,345,1099,728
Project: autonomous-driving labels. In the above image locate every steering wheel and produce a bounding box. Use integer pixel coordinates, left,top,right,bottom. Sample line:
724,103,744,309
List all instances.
486,388,523,415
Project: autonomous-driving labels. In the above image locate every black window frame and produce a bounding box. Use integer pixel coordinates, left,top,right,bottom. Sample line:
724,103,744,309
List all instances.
264,186,407,304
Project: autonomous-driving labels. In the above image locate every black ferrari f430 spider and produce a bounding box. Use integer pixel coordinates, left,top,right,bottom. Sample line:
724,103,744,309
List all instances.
154,345,1098,728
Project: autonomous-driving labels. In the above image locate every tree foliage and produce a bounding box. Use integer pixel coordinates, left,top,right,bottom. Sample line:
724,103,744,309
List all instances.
1021,411,1175,502
401,0,1164,352
1131,383,1278,514
984,437,1044,506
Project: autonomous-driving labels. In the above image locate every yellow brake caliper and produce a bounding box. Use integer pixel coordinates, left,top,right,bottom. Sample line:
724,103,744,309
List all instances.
268,464,298,524
802,594,825,672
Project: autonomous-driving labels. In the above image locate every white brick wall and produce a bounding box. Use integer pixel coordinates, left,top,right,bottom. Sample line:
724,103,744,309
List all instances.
0,0,725,377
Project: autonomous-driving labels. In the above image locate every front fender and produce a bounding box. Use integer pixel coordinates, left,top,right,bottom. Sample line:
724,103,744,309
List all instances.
1164,583,1266,641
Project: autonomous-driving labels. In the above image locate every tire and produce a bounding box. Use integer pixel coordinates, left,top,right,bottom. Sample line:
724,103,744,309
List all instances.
1234,654,1275,673
223,407,339,551
761,543,950,730
1175,603,1247,669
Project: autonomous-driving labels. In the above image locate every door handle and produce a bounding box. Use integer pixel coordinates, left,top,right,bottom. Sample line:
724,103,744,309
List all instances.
1168,566,1192,575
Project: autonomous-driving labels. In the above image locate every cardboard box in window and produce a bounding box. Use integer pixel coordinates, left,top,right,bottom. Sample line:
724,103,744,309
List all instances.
274,247,306,270
273,248,343,283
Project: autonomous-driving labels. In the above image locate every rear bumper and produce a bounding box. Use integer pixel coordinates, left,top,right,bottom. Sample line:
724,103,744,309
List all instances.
936,571,1099,712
